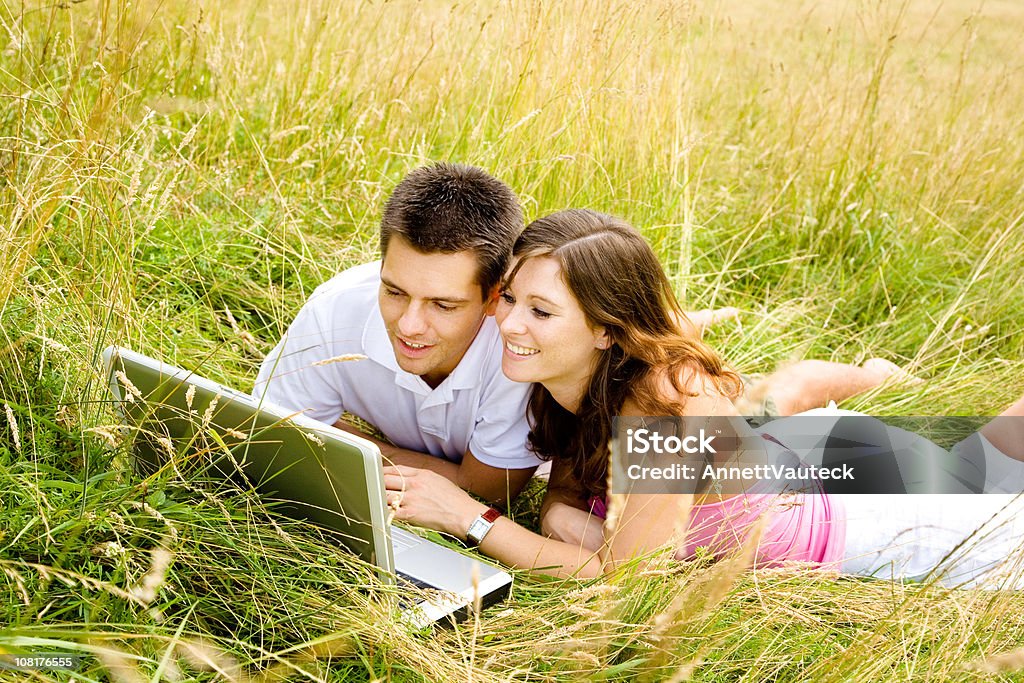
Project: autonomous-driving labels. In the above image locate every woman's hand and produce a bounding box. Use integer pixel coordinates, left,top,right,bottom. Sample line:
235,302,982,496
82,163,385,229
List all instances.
382,465,488,539
540,502,604,552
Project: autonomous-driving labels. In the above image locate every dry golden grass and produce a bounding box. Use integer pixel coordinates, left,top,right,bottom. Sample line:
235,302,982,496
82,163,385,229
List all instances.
2,0,1024,680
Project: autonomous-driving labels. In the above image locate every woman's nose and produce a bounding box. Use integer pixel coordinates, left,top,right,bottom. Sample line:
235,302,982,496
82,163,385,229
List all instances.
497,304,526,335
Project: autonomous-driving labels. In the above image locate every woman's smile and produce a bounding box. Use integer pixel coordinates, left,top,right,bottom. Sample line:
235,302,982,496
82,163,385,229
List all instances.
504,341,539,357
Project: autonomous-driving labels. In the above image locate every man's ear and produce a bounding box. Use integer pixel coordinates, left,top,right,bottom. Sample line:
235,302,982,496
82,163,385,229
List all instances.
484,285,501,316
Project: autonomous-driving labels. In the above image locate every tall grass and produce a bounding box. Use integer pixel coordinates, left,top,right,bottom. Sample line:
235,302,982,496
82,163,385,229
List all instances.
2,0,1024,680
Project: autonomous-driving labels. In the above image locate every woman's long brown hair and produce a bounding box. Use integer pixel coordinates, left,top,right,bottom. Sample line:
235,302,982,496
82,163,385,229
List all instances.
509,209,741,498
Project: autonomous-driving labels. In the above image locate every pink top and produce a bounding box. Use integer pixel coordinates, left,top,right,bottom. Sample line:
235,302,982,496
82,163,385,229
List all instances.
589,492,845,568
680,490,845,567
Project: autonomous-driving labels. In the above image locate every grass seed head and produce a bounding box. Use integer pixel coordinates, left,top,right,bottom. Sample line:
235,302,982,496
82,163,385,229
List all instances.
313,353,369,365
201,393,220,426
115,371,143,402
3,403,20,452
129,546,173,606
967,646,1024,674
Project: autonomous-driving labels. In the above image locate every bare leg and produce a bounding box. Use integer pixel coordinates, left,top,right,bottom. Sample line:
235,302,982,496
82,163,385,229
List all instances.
684,307,740,338
754,358,921,416
980,394,1024,461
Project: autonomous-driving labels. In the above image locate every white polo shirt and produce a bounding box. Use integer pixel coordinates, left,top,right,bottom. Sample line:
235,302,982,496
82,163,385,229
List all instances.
253,262,541,469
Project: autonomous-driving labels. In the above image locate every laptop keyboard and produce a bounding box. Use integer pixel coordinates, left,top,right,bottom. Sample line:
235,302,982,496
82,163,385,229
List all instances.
396,570,434,591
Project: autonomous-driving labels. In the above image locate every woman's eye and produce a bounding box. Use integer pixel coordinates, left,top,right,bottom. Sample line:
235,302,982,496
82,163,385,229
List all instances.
531,307,551,319
499,292,515,305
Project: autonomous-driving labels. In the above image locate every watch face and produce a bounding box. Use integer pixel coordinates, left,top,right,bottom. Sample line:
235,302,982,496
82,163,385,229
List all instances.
468,519,486,540
467,508,500,545
467,516,492,545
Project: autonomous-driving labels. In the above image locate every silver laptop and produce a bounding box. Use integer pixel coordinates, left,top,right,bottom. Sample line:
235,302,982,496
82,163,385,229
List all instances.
101,346,512,626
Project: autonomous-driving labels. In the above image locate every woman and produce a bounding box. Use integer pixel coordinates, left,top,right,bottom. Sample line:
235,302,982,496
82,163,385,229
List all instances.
383,210,1024,587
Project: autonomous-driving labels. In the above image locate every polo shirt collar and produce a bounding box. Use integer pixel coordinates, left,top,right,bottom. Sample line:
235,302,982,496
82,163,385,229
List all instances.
445,318,493,391
362,303,400,372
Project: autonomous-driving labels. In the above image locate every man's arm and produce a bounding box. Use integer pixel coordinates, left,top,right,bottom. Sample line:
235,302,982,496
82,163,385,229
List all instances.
334,420,534,506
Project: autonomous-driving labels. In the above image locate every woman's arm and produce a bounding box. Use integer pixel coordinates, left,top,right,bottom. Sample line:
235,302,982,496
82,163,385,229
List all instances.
383,465,688,579
380,370,741,581
382,380,734,578
538,457,603,549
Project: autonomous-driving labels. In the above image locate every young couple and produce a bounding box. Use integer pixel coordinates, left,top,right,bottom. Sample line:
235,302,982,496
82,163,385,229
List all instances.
255,163,1024,588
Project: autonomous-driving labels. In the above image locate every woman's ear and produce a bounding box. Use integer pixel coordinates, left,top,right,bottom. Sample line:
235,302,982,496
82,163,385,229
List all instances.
594,328,611,350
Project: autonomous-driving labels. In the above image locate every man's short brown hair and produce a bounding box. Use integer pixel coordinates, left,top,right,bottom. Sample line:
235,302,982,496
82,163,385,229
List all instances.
380,163,523,297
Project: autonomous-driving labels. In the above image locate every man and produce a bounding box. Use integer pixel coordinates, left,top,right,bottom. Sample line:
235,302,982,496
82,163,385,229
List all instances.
253,163,541,505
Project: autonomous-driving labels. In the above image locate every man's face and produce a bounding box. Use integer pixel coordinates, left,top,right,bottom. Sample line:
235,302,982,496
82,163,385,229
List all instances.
379,236,497,388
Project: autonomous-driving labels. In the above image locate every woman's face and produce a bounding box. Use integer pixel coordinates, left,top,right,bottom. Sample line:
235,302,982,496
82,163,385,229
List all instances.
495,256,608,407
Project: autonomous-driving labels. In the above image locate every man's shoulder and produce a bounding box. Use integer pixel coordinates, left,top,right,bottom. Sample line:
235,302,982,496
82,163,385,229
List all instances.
312,261,381,297
301,261,381,316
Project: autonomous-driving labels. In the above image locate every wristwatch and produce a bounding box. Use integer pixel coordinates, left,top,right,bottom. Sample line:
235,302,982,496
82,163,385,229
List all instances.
465,507,501,547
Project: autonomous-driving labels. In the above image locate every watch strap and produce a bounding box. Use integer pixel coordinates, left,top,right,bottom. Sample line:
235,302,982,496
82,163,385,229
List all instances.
465,507,501,547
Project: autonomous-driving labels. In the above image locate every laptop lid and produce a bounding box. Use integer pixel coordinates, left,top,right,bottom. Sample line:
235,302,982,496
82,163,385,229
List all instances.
101,345,395,575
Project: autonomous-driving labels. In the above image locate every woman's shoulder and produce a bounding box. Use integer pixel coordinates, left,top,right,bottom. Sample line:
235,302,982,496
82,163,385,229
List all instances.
623,363,739,417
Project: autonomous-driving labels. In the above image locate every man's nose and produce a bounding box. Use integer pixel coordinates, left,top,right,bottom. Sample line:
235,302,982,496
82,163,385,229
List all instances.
397,303,428,337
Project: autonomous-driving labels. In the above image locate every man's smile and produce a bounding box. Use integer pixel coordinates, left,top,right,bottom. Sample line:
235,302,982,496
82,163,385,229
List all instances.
395,335,437,357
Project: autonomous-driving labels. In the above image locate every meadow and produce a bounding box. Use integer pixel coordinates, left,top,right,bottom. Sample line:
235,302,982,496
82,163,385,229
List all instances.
2,0,1024,680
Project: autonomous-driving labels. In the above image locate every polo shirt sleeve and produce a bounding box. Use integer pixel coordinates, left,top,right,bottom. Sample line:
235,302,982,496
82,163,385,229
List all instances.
252,302,346,426
468,374,544,470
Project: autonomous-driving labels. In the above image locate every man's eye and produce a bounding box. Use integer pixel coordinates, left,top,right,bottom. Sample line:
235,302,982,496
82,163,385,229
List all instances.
384,288,403,297
531,307,551,319
435,302,457,312
499,292,515,305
